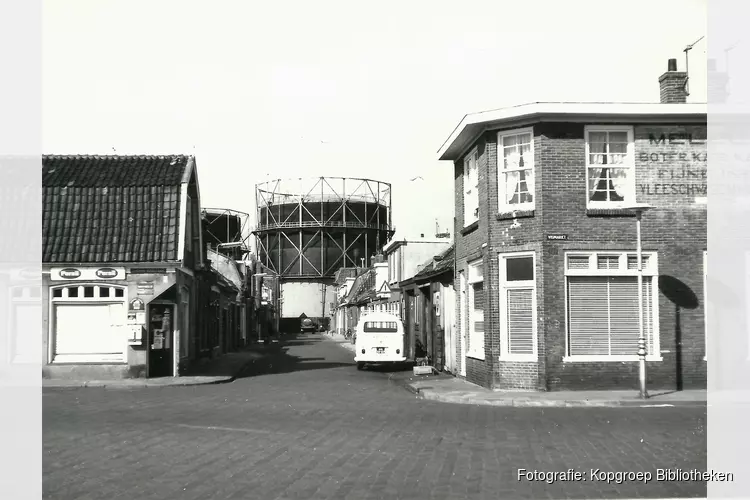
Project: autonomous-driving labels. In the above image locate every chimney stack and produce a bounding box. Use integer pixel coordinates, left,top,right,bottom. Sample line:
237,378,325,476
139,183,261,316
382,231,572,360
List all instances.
707,58,730,104
659,58,688,104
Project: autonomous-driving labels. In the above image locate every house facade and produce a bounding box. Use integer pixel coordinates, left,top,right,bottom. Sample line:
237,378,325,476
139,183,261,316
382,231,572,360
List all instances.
42,155,206,379
383,237,452,324
438,59,708,391
331,267,358,335
399,245,456,372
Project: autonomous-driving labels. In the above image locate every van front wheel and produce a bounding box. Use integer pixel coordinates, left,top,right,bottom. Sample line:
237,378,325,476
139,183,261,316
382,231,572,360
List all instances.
356,362,365,371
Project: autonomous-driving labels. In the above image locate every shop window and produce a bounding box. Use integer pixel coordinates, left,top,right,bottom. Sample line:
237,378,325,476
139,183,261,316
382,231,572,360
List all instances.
565,251,660,361
49,284,128,364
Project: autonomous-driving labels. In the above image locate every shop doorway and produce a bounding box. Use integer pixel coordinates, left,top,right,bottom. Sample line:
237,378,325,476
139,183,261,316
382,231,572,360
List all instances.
148,302,174,378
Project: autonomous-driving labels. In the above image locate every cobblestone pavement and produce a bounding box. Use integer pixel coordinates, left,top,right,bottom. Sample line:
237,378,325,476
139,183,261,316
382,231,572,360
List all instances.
44,333,707,500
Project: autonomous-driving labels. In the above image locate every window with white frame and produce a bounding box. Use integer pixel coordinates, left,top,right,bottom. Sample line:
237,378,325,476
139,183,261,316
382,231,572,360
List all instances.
388,252,395,282
565,252,659,361
499,253,536,360
585,126,635,208
467,259,485,359
498,129,534,212
463,150,479,226
50,284,127,364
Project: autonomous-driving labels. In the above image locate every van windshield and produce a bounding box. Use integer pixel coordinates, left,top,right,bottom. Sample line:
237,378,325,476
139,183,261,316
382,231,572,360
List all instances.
363,321,399,333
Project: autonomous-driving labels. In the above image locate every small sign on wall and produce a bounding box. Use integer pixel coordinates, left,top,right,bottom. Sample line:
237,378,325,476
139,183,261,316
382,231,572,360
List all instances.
129,298,145,311
546,234,568,241
128,311,146,324
137,281,154,295
50,267,126,281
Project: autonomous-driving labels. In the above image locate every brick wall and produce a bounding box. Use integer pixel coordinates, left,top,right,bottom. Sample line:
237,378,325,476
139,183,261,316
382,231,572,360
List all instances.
538,122,707,391
451,120,707,392
453,136,491,388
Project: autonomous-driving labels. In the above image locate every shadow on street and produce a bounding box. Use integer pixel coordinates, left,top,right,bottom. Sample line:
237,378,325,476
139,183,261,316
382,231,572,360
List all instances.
235,332,355,379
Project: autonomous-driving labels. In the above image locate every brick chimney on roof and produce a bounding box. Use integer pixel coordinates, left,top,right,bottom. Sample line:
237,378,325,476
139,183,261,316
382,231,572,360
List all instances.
707,58,729,103
659,58,688,104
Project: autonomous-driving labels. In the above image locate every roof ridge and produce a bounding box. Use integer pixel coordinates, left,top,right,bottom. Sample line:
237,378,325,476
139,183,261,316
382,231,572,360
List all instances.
43,153,193,159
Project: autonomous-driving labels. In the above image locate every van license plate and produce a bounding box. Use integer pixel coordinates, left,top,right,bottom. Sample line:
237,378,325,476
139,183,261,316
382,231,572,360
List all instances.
376,347,385,353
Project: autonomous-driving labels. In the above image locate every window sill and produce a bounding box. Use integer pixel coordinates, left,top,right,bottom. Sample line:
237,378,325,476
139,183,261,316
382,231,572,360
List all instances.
586,208,637,217
563,355,663,363
466,352,485,361
497,209,535,221
460,221,479,236
499,355,537,363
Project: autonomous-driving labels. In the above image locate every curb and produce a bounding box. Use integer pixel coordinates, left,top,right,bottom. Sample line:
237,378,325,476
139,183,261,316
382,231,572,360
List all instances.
389,378,424,398
43,377,235,389
43,347,278,390
413,387,707,408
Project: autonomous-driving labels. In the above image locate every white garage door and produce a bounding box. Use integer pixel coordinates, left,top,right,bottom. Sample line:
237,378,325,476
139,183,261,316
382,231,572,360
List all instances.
53,303,126,363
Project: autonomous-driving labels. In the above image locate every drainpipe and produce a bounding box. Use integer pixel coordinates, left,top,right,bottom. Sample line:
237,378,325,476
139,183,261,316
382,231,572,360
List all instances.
484,153,494,390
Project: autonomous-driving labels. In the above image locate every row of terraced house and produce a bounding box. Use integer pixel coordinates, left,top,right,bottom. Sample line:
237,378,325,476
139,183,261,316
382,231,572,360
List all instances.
332,58,717,392
41,155,281,380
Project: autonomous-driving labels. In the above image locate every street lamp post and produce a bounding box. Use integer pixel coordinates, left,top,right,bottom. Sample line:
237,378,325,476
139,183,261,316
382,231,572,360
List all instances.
627,203,653,399
252,272,267,344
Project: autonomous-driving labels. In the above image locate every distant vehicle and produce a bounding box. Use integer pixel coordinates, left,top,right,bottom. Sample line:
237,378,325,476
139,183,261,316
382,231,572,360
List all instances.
300,317,317,333
353,312,406,370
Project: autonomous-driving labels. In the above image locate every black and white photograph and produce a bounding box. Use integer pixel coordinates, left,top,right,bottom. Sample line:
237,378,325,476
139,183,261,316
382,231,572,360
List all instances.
0,0,745,498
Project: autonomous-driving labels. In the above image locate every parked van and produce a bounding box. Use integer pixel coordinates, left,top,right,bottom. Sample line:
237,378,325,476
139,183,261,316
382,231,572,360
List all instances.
353,311,407,370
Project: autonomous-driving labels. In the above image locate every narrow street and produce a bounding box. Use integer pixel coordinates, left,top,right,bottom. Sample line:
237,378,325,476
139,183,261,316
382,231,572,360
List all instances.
43,333,707,500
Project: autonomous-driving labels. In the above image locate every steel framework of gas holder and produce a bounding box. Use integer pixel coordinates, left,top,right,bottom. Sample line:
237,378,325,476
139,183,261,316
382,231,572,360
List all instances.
253,176,394,278
202,207,253,256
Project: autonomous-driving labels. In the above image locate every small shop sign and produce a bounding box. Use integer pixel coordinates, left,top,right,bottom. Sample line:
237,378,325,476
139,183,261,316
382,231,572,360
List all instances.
129,298,145,311
50,267,125,281
137,281,155,296
130,268,167,275
546,234,568,241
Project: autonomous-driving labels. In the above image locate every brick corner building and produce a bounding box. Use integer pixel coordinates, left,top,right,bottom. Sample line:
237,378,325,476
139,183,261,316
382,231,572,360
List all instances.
437,59,707,391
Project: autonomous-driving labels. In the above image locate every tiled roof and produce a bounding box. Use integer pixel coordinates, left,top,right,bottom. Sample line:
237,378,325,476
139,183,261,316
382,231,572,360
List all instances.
350,269,377,305
42,155,192,263
333,267,358,285
410,245,455,282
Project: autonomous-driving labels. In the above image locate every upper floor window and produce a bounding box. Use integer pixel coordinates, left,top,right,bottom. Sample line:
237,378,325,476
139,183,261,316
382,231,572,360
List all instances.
498,128,534,212
585,126,635,209
463,150,479,227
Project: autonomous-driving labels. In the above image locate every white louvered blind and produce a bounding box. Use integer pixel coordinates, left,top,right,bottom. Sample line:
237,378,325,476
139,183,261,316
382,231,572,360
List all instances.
567,276,654,356
507,288,534,355
471,282,485,353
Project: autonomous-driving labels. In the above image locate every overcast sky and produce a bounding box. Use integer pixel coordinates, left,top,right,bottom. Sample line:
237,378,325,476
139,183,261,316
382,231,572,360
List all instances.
42,0,708,247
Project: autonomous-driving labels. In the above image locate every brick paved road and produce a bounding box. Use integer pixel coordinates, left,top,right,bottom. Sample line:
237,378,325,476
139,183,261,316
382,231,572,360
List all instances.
44,333,707,499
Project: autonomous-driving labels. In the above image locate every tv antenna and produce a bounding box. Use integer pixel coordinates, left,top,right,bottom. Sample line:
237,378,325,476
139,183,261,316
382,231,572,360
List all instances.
683,35,705,96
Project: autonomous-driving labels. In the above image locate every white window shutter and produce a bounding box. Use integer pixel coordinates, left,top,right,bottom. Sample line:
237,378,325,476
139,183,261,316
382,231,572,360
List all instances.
507,288,534,355
568,276,654,357
567,277,611,356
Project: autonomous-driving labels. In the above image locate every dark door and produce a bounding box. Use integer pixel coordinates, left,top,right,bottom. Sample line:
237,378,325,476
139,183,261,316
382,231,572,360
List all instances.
148,303,174,378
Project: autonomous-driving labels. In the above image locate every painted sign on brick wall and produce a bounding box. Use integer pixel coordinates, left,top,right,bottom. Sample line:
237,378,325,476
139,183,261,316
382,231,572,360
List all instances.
635,126,707,201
